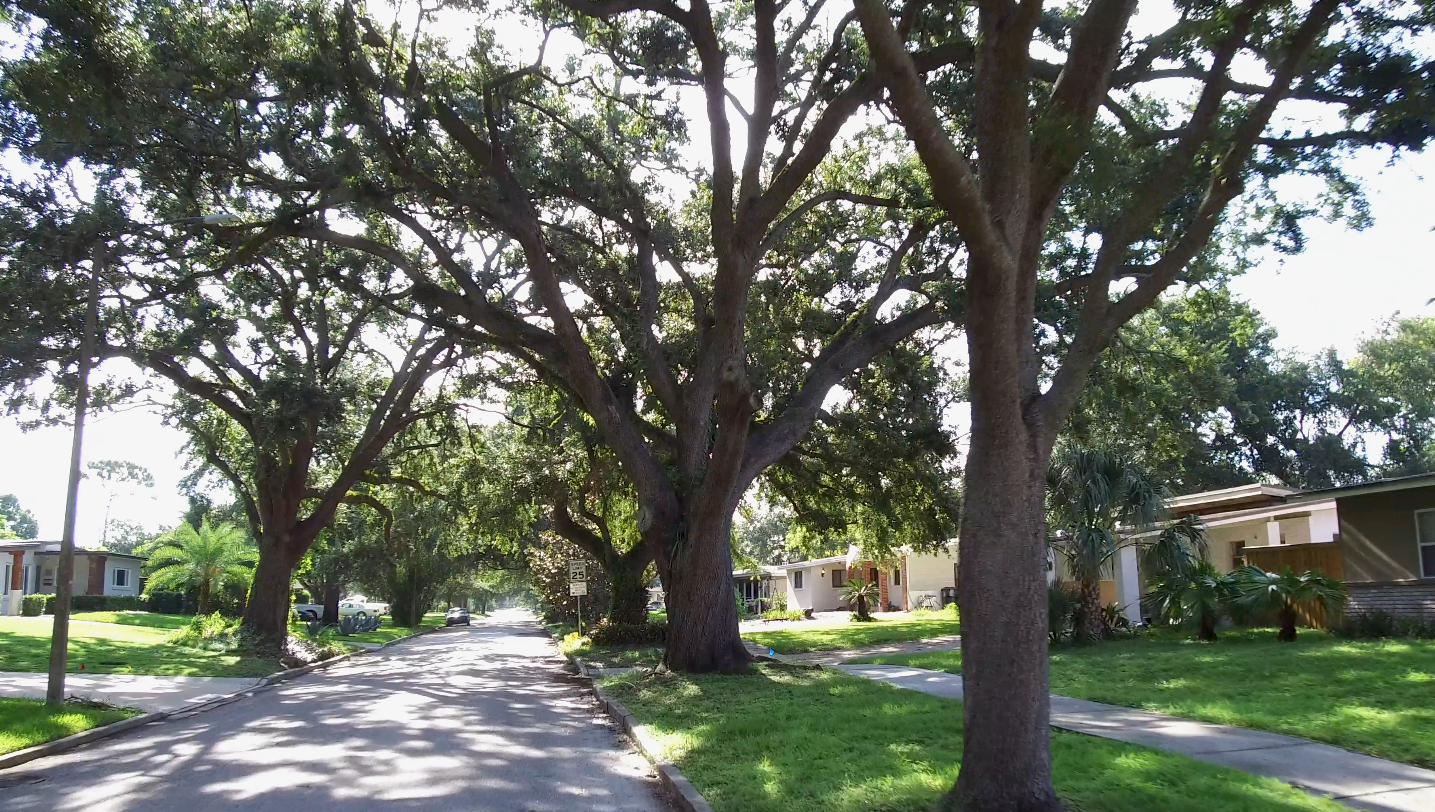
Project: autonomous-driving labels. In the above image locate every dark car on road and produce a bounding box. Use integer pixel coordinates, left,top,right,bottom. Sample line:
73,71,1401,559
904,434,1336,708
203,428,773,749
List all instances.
445,607,471,626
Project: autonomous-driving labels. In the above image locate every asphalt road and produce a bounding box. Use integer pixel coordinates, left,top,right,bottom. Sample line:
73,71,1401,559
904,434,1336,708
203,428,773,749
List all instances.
0,610,670,812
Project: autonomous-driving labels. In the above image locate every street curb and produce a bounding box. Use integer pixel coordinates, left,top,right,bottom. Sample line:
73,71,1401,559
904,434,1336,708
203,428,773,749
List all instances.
547,629,715,812
0,622,445,773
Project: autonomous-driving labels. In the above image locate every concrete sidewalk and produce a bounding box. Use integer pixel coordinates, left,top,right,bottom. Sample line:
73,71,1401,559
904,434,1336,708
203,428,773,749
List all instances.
836,664,1435,812
0,672,264,712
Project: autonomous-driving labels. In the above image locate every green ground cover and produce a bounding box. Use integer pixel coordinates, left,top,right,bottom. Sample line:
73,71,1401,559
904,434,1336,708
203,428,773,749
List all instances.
860,629,1435,768
0,616,280,677
0,697,138,755
742,609,960,654
600,665,1346,812
287,614,442,645
70,611,192,630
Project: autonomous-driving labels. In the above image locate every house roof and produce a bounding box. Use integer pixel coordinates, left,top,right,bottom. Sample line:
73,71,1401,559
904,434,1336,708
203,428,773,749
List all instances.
1284,471,1435,503
1165,483,1301,514
0,540,146,561
773,554,849,570
732,565,787,579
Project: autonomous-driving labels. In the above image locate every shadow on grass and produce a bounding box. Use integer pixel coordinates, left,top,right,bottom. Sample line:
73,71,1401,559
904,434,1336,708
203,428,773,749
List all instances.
70,612,194,631
742,616,961,654
602,664,1347,812
0,697,137,755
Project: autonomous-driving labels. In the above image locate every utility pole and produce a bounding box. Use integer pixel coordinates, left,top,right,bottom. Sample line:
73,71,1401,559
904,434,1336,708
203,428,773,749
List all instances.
47,243,101,706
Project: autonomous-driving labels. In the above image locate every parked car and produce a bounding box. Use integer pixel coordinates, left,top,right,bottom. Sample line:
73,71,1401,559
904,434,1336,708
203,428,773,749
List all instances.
445,607,471,626
291,597,389,621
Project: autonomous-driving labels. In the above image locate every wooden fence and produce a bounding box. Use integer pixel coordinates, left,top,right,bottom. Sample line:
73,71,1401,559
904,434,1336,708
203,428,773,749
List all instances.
1245,541,1344,628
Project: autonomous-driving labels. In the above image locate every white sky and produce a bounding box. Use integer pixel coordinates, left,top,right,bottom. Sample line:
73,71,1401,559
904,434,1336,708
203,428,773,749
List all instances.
2,4,1431,541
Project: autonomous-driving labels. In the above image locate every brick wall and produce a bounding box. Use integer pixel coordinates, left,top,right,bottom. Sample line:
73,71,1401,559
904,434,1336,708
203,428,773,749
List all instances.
1347,583,1435,620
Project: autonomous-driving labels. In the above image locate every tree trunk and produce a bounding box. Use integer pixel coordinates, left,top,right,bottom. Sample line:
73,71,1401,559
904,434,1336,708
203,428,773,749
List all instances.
607,550,651,626
321,582,342,626
944,392,1060,811
198,578,212,616
1278,606,1298,642
1197,612,1218,642
242,541,296,645
1077,576,1105,642
660,513,750,673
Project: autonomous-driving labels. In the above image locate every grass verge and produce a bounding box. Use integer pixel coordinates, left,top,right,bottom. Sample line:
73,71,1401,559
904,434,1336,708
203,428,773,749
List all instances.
0,616,280,677
0,697,138,755
860,628,1435,769
742,609,959,654
600,665,1346,812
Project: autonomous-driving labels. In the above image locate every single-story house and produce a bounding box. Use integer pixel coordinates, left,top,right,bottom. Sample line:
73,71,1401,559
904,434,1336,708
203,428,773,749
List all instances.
0,540,145,615
1117,473,1435,621
765,543,959,613
732,566,787,613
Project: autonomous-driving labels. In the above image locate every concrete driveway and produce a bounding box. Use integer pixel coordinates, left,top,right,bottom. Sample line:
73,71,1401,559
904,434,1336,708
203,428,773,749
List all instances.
0,610,670,812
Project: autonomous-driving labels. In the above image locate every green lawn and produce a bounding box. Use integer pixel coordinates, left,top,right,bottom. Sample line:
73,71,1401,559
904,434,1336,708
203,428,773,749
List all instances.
71,611,192,630
861,629,1435,769
600,665,1345,812
742,610,960,654
0,616,281,677
0,697,138,755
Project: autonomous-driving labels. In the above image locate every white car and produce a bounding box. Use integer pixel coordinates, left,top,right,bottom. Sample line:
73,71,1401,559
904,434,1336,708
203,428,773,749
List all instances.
292,597,390,621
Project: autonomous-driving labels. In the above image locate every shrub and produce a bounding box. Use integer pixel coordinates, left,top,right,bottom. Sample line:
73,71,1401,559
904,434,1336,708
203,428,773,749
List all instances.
589,620,667,646
911,603,960,620
21,594,46,616
145,590,186,614
170,612,243,652
1334,610,1435,640
1048,580,1079,643
760,609,805,622
526,537,611,623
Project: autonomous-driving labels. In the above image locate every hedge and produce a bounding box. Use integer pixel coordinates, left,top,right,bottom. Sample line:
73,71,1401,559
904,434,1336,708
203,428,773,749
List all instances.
21,594,46,616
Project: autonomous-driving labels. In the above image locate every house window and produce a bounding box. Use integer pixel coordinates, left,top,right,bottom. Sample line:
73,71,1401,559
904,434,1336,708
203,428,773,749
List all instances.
113,568,129,588
41,569,55,588
793,571,803,590
868,567,879,584
892,568,900,586
1231,541,1247,570
1418,509,1435,579
832,568,846,588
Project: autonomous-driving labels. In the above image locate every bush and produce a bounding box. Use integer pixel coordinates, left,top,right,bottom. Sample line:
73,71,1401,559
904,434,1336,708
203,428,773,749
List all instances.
760,609,805,622
911,603,960,621
589,620,667,646
1048,580,1079,643
170,612,243,652
526,537,612,623
1334,610,1435,640
145,591,186,614
21,594,46,616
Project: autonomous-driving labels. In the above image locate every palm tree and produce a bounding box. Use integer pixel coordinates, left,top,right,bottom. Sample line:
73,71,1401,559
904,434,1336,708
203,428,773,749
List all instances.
1047,447,1207,641
144,521,256,615
841,578,879,622
1146,560,1237,641
1233,566,1346,642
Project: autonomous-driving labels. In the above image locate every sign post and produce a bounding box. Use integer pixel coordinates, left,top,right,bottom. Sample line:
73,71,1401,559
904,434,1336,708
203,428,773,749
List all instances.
568,560,588,636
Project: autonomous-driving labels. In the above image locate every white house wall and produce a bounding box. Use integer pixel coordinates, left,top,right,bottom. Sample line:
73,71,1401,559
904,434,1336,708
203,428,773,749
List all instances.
104,560,140,596
905,548,958,611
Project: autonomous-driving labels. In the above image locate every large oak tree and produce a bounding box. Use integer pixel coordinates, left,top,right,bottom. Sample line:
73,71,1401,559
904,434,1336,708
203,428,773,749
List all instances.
852,0,1435,808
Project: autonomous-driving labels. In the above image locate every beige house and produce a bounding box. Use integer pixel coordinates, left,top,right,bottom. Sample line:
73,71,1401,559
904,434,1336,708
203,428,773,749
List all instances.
0,540,144,615
1120,474,1435,621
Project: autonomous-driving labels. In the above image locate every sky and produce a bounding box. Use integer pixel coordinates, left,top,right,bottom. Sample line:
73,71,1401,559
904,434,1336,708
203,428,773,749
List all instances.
1,5,1431,542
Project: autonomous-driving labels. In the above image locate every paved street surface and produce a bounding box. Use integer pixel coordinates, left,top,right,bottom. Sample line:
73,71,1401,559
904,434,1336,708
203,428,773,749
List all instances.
837,664,1435,812
0,672,264,713
0,610,670,812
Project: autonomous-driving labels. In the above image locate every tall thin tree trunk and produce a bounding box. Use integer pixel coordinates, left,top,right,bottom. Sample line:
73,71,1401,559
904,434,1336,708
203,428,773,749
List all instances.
945,323,1060,810
1279,606,1298,642
198,577,212,616
1077,576,1105,642
321,582,341,625
660,513,749,673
